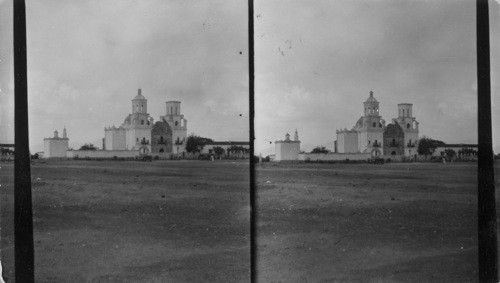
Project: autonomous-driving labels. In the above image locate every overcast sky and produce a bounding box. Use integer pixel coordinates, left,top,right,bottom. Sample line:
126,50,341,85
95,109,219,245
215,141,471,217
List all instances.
17,0,248,152
255,0,500,155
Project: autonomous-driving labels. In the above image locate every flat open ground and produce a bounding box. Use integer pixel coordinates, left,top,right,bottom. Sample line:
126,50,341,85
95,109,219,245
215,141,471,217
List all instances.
3,160,250,282
2,161,500,282
256,162,488,282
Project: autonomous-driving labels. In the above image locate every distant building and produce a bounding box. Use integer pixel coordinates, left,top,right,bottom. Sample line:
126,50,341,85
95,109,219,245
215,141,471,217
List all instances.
393,103,419,156
151,120,173,154
106,88,155,154
160,101,188,154
104,126,126,151
202,141,250,158
383,122,405,156
335,128,358,154
43,128,69,158
275,130,301,161
336,91,419,157
104,88,188,156
433,144,478,159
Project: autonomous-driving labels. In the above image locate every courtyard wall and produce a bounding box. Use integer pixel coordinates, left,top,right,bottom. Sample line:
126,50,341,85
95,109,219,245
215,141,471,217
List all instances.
67,150,140,159
299,152,371,161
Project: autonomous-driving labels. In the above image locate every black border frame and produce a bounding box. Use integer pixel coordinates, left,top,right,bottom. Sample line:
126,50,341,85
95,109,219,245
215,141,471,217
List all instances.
13,0,35,282
477,0,497,281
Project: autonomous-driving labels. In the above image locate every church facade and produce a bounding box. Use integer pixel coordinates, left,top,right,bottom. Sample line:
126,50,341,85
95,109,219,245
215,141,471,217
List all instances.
336,91,419,157
161,101,188,154
104,88,187,156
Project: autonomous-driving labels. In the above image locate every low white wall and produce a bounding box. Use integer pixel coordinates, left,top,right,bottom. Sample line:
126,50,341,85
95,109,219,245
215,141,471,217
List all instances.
298,152,372,161
275,142,300,161
67,150,140,159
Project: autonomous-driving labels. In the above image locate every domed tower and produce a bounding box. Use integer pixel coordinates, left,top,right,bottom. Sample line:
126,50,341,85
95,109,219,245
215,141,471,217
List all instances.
364,90,380,116
132,88,147,114
161,100,188,154
395,103,419,156
285,133,291,141
120,88,154,151
354,91,385,156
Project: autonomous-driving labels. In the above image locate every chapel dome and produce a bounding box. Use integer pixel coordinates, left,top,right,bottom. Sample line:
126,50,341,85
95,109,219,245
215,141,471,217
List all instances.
123,114,132,125
133,88,146,100
355,117,364,127
365,90,378,103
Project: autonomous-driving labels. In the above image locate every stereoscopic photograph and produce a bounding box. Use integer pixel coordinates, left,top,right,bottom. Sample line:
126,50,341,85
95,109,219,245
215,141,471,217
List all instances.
1,0,500,282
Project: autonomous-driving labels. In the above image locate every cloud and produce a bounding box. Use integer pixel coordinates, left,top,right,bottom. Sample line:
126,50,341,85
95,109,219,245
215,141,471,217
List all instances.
23,0,249,150
255,0,484,152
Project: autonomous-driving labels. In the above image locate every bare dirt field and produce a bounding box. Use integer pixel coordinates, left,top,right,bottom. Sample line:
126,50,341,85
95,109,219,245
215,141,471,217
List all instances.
3,160,250,282
256,162,489,282
2,161,500,282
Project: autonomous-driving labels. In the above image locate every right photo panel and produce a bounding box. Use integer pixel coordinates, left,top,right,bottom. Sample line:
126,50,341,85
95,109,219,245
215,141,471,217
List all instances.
255,0,499,281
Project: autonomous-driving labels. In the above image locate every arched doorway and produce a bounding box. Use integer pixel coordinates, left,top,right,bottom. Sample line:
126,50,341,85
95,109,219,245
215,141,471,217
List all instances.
371,149,381,157
139,146,149,155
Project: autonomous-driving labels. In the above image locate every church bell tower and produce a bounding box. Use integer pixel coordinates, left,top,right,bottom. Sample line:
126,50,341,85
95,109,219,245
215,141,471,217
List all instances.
132,88,148,114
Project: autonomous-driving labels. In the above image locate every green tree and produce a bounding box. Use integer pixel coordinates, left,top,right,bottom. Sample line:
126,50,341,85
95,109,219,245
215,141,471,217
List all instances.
311,146,329,154
79,143,97,150
417,136,445,158
185,134,213,153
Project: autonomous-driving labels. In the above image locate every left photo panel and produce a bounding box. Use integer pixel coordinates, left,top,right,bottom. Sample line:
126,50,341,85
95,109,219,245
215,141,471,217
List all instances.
0,1,15,282
4,0,250,281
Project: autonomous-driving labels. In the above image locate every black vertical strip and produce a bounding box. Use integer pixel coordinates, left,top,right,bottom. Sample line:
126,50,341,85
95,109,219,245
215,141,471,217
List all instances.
13,0,35,282
248,0,256,282
477,0,497,282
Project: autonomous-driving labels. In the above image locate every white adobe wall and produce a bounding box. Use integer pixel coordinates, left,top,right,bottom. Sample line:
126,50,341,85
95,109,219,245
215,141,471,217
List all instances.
337,132,346,153
298,152,372,161
125,128,151,150
337,131,358,153
405,134,418,147
43,139,51,158
275,141,300,161
105,129,127,150
404,147,418,156
358,130,383,152
43,139,68,158
67,150,140,159
112,130,126,150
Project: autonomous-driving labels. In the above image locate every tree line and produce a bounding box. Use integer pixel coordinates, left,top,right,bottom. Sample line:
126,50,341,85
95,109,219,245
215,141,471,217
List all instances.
305,136,479,160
